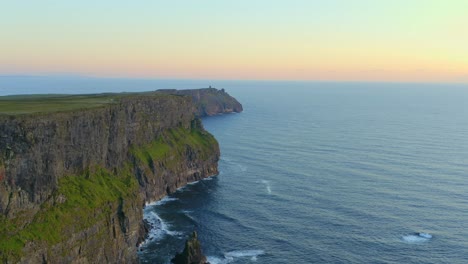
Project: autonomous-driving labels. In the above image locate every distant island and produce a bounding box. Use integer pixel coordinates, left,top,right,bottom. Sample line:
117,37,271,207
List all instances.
0,88,242,263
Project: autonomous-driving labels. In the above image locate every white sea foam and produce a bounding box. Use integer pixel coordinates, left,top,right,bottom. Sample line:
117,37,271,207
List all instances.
206,256,228,264
188,180,200,185
207,249,265,264
178,176,215,190
176,185,188,192
225,249,265,258
261,180,272,194
145,196,179,206
418,233,432,239
402,233,432,243
154,197,179,206
144,211,181,242
225,250,265,261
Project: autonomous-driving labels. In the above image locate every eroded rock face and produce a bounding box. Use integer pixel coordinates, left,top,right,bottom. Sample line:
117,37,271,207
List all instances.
0,95,197,217
171,231,209,264
157,88,243,117
0,92,223,263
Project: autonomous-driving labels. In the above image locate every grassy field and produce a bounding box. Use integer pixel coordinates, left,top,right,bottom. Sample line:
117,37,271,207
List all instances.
0,92,157,115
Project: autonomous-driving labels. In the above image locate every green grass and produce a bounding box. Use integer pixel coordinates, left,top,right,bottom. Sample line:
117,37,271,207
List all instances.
0,122,218,262
0,166,138,261
131,125,218,170
0,92,161,115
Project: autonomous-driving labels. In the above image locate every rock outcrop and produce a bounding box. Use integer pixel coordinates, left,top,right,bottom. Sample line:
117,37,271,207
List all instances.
171,231,209,264
0,89,237,263
157,88,243,117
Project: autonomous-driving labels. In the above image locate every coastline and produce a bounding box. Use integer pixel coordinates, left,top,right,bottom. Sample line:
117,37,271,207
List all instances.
137,174,218,250
0,89,241,263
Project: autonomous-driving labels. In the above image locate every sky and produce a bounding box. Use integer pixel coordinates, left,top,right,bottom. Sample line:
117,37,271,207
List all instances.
1,0,467,82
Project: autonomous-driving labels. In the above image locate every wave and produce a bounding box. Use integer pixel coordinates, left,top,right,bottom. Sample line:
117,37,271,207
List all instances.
260,180,272,194
143,211,181,242
225,249,265,259
144,196,179,207
152,196,179,206
176,185,189,192
181,210,197,223
203,175,215,181
140,198,181,247
188,180,200,185
206,256,228,264
178,176,216,191
402,232,433,243
207,249,265,263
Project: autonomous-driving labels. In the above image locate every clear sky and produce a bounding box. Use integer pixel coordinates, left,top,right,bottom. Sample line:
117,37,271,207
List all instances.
1,0,467,82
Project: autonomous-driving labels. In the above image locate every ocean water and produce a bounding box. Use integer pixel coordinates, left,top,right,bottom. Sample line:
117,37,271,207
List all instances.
1,77,468,263
138,82,468,264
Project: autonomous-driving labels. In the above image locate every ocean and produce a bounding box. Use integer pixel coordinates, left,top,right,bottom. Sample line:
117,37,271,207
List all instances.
1,77,468,263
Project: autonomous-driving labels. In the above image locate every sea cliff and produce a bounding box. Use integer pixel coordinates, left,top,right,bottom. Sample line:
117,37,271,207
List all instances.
0,88,241,263
157,88,243,117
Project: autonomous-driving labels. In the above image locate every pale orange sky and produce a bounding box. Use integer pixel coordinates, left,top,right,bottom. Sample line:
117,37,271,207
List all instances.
1,1,467,82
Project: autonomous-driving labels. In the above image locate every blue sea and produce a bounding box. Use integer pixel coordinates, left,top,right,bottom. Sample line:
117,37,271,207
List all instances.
1,77,468,263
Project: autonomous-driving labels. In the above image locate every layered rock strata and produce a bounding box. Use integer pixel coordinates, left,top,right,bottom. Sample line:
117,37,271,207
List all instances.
0,88,240,263
157,88,243,117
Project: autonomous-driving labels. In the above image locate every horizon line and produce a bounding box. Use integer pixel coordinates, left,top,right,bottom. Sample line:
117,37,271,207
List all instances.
1,73,467,86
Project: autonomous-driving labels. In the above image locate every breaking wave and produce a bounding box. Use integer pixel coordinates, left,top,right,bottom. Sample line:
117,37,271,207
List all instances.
188,180,200,185
207,249,265,263
144,211,181,242
153,197,179,206
402,232,433,243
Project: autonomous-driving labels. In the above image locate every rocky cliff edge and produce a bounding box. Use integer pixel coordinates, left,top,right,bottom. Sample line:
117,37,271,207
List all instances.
0,88,240,263
157,88,243,117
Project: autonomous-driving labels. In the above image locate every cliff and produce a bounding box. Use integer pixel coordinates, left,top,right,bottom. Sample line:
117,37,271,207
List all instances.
0,88,237,263
157,88,243,117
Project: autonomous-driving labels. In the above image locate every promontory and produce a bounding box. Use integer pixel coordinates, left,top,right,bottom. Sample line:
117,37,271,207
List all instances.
0,88,242,263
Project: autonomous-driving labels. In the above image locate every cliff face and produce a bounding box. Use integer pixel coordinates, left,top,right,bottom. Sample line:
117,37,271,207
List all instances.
0,95,197,216
157,88,243,117
0,91,224,263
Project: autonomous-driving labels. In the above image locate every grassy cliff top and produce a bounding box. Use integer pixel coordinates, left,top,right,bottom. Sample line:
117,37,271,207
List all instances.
0,92,162,115
0,87,237,116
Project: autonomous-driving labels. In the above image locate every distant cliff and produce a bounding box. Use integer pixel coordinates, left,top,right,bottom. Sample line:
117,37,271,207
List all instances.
0,88,239,263
157,88,243,117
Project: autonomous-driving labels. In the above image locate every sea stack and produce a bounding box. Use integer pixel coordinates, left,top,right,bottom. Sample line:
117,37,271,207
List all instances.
171,231,209,264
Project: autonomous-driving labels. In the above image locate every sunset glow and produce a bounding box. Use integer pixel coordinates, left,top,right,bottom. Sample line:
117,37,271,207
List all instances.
1,1,467,82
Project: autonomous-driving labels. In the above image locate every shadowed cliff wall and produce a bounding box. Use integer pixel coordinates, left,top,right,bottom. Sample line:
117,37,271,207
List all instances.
157,88,243,117
0,91,225,263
